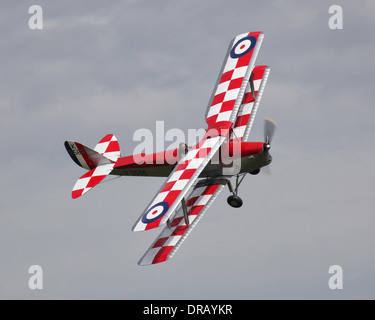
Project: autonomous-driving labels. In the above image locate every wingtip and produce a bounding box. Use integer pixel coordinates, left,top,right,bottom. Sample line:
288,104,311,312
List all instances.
137,260,146,266
132,223,144,232
72,189,83,199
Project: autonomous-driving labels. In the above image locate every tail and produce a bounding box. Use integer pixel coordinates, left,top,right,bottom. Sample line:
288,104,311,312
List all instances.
65,134,121,199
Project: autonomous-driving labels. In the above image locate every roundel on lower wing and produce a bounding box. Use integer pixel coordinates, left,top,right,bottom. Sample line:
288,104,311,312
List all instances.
141,201,170,224
230,35,257,59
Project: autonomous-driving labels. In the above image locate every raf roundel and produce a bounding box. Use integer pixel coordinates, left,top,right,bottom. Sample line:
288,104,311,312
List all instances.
142,201,170,224
230,36,257,59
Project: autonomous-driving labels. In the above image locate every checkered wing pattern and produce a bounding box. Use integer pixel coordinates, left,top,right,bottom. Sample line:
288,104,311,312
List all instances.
205,32,263,127
94,134,121,162
67,134,121,199
230,66,270,141
132,136,226,232
72,163,114,199
138,179,228,266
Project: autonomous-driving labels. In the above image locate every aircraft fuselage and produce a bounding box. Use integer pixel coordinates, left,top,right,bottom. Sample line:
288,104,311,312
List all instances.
111,141,271,178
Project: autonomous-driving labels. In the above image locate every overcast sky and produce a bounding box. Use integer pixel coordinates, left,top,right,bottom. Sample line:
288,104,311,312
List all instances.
1,0,375,299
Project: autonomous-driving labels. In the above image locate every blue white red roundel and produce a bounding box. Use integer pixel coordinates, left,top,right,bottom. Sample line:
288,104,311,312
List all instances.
141,201,170,224
230,36,256,59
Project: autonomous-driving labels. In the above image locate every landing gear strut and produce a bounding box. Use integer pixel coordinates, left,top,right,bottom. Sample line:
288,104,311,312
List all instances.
226,173,246,208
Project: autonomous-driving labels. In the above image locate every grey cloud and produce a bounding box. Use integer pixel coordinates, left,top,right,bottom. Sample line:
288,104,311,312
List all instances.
1,0,374,299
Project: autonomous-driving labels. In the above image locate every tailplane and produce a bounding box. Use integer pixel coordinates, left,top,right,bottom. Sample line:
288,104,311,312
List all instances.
65,134,121,199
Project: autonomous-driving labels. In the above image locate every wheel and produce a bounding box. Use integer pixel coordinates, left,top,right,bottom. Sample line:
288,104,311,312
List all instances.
227,195,243,208
250,169,260,175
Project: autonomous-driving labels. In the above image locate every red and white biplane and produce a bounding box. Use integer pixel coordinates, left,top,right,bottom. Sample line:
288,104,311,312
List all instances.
65,32,276,265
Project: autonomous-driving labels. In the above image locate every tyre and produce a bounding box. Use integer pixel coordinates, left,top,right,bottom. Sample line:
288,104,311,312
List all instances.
227,195,243,208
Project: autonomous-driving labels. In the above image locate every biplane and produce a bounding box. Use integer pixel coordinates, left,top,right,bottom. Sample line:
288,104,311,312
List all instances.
65,31,276,265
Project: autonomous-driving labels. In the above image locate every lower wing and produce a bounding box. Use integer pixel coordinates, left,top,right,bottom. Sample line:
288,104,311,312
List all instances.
132,135,226,232
138,177,229,266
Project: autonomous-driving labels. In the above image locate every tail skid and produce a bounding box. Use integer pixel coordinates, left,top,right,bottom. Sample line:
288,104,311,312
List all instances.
65,134,121,199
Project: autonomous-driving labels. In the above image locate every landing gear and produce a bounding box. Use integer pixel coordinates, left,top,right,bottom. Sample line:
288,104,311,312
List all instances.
227,195,243,208
226,173,246,208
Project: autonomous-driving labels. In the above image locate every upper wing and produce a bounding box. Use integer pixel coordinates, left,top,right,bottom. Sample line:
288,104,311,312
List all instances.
132,135,226,232
133,31,264,232
138,178,228,266
230,66,271,141
205,32,264,127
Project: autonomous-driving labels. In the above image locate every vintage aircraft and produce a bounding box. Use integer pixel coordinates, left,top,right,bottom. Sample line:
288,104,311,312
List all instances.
65,31,275,265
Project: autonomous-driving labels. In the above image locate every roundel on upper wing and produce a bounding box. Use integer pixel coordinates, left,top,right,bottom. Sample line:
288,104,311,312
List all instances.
230,35,257,59
141,201,170,224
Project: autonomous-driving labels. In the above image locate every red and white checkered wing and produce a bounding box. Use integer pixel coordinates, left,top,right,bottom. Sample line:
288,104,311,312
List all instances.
138,179,228,266
132,136,225,232
230,66,270,142
205,32,263,127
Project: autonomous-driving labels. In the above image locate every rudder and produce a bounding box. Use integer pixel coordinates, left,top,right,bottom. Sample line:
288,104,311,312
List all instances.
65,141,112,170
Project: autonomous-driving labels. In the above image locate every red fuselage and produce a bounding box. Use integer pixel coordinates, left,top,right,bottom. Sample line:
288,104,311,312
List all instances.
111,141,269,177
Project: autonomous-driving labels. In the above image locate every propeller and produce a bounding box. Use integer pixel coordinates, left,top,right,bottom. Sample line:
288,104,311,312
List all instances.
264,117,277,147
261,164,271,175
262,117,277,174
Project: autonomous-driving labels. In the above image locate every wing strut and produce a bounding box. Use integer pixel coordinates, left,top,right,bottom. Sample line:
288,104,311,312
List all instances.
138,177,229,266
250,73,256,100
181,198,189,227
